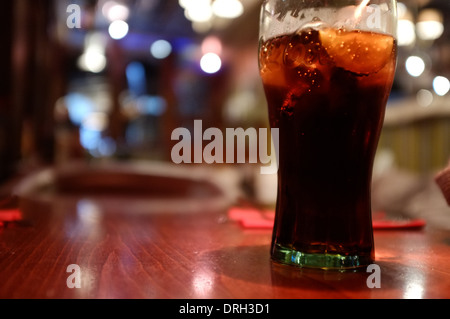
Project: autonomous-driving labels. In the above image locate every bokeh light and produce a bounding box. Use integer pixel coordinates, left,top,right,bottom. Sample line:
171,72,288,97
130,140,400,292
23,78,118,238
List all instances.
405,56,425,78
102,1,130,22
108,20,129,40
212,0,243,19
416,89,433,107
150,40,173,59
200,53,222,74
433,76,450,96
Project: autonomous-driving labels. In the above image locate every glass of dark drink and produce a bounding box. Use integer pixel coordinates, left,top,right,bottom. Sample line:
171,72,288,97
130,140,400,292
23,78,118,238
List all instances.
259,0,397,270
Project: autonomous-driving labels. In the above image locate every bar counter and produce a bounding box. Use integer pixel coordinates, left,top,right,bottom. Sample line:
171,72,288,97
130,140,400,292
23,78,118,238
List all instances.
1,163,450,299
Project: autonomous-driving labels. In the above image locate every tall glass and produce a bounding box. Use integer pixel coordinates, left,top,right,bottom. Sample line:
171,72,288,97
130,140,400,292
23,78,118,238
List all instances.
259,0,397,270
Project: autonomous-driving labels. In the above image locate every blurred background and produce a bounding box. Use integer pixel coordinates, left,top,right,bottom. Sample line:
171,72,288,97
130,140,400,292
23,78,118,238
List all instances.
0,0,449,208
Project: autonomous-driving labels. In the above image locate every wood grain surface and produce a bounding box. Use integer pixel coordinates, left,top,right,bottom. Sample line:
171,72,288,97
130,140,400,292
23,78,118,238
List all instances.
1,193,450,299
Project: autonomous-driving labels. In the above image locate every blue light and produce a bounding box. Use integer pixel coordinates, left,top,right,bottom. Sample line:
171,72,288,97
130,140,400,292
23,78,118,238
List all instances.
80,127,102,150
126,62,147,96
65,93,95,126
98,137,116,157
136,95,167,116
150,39,172,59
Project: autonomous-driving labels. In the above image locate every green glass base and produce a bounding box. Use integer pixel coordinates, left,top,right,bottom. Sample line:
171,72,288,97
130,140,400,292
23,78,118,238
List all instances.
271,244,373,271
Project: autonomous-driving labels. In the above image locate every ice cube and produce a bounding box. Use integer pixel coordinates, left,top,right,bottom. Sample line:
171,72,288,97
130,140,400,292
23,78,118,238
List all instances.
283,36,305,68
319,28,394,75
284,29,323,68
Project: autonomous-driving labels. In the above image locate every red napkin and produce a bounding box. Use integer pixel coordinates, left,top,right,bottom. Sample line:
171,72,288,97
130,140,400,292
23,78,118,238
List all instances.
228,207,425,230
0,196,23,228
228,207,275,228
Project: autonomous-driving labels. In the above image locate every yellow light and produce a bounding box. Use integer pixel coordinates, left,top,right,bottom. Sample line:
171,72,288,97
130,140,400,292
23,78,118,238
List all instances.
212,0,244,19
398,19,416,46
184,0,212,23
77,50,107,73
416,9,444,41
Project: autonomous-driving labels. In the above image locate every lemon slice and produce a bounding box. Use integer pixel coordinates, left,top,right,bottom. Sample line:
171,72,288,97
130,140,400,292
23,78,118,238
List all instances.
319,28,394,75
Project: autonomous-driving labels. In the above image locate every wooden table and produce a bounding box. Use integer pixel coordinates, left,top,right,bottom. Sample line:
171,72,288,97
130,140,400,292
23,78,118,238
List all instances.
1,165,450,299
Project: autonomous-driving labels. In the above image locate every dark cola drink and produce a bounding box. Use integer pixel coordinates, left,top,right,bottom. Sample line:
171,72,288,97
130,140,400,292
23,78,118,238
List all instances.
259,28,397,269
